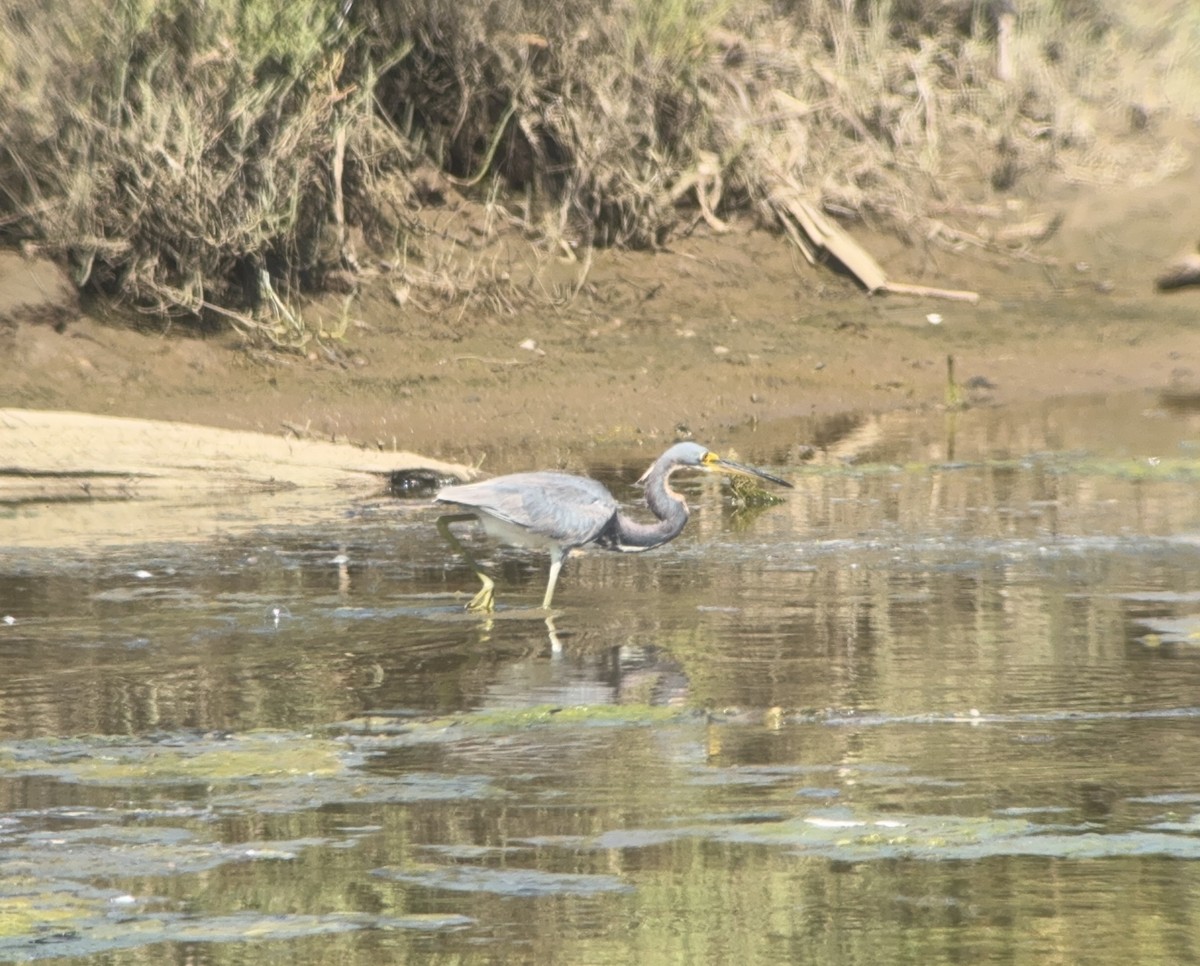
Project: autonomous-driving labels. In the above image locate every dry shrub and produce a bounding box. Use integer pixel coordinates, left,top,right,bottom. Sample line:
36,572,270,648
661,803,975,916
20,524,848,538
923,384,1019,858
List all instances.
0,0,373,333
360,0,735,248
1,0,1196,332
363,0,1197,256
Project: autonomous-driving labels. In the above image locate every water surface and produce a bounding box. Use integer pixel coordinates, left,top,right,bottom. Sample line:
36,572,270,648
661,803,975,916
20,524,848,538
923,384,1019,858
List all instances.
3,392,1200,963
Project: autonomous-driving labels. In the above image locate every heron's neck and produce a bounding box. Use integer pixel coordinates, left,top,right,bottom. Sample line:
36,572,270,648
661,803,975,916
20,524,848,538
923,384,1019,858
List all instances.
612,468,689,550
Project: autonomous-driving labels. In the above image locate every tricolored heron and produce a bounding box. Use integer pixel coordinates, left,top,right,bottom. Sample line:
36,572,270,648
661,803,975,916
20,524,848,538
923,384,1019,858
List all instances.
435,441,792,612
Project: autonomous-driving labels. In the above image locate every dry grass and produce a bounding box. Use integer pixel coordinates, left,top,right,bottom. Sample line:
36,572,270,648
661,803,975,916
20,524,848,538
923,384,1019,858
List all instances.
364,0,1198,263
1,0,1196,339
0,0,372,343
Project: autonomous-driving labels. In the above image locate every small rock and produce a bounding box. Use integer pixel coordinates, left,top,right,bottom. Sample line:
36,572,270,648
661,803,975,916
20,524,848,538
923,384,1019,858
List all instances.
1157,253,1200,292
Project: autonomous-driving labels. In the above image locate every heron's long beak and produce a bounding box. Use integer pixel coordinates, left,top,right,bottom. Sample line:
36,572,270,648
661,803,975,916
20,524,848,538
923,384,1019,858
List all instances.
710,455,793,488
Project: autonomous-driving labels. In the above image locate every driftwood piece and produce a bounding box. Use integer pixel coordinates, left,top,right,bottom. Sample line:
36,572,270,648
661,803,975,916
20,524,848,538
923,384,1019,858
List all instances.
770,190,888,290
769,186,980,303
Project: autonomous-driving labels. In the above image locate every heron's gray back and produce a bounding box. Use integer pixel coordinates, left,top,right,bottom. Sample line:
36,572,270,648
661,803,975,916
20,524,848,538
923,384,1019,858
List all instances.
436,472,619,548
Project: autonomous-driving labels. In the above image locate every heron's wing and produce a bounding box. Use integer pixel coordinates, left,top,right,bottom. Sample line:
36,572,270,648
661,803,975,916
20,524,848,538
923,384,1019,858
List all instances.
437,472,618,547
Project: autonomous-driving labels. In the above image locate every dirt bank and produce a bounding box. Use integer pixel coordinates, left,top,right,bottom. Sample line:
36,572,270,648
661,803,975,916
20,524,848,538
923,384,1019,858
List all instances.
2,126,1199,474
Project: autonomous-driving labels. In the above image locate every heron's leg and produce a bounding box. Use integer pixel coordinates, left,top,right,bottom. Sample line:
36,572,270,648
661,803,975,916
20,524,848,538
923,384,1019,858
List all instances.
541,549,565,611
436,513,495,613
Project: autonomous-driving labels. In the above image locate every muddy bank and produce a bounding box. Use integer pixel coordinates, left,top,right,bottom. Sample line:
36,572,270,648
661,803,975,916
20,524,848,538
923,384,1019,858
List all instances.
2,132,1200,474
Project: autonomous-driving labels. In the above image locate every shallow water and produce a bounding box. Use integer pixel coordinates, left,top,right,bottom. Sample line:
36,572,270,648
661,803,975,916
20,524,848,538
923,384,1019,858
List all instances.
4,392,1200,963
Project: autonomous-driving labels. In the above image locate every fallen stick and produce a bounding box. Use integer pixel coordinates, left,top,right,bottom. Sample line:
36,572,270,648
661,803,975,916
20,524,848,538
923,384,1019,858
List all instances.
881,280,981,303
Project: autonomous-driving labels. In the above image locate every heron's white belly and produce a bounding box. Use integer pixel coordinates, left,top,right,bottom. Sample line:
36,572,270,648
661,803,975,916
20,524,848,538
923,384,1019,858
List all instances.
476,513,571,555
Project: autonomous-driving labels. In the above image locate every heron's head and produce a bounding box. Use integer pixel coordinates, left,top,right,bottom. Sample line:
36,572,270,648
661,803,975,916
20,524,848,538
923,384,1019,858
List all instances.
638,442,793,488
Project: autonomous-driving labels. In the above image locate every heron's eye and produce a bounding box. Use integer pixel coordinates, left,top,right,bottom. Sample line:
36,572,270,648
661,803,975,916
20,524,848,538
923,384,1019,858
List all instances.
701,452,719,466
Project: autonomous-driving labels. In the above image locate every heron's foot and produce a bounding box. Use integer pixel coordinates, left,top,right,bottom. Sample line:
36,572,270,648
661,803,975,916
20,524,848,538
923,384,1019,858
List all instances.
465,574,496,614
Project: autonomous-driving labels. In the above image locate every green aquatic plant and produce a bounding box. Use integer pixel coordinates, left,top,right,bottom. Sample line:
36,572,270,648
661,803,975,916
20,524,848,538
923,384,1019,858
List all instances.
0,731,349,785
0,885,97,940
343,702,698,736
729,473,785,508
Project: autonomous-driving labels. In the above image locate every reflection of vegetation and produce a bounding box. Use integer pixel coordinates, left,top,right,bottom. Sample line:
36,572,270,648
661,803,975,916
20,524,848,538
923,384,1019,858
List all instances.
791,454,1200,481
2,0,1196,329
